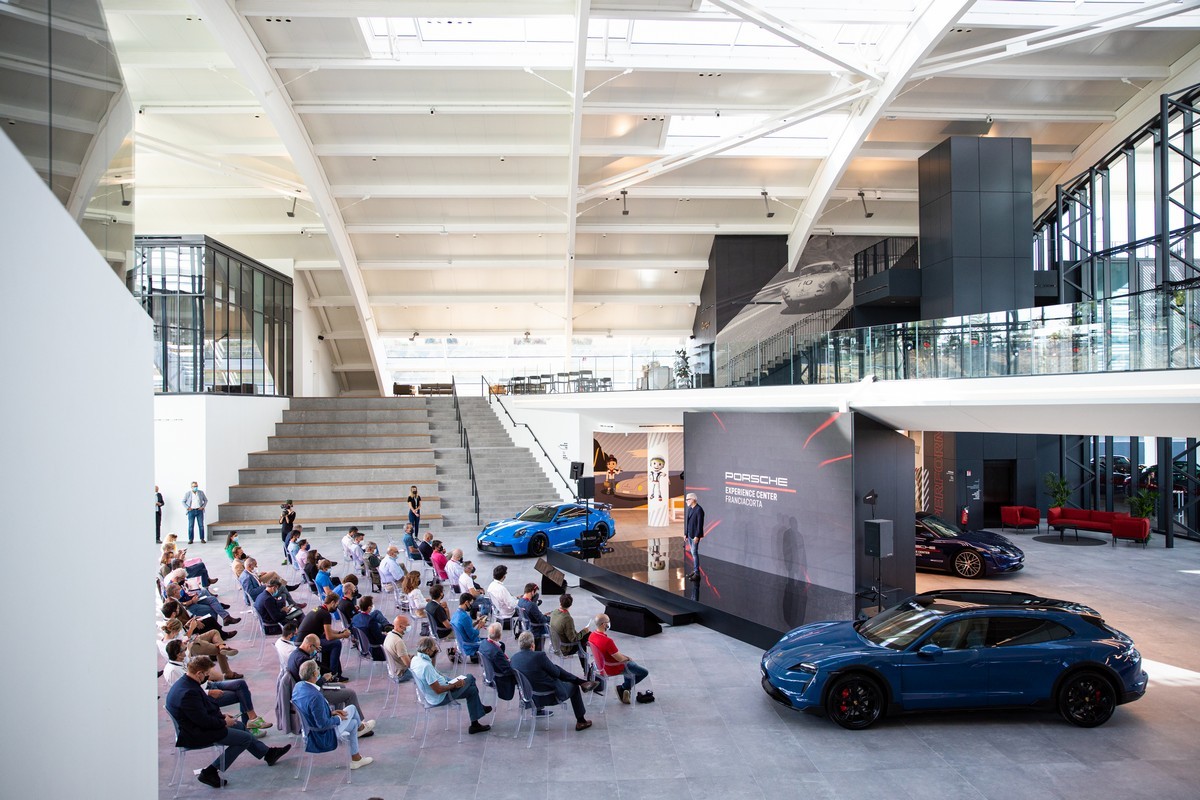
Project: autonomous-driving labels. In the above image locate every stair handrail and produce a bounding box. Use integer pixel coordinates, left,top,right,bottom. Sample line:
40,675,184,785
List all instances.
482,375,575,498
450,378,480,526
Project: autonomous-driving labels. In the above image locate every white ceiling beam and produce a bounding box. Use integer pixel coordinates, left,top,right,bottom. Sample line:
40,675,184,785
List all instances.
705,0,881,81
237,1,575,17
268,53,874,74
962,1,1200,29
315,330,367,340
885,106,1116,123
319,144,570,158
943,62,1170,81
68,88,133,223
194,0,389,395
331,363,375,372
787,0,975,271
296,257,709,271
578,82,876,203
307,292,701,307
24,156,81,179
565,0,592,348
297,103,572,116
913,0,1200,80
0,54,122,94
0,101,99,135
135,103,263,115
376,327,695,337
114,51,236,69
135,132,311,198
330,184,567,199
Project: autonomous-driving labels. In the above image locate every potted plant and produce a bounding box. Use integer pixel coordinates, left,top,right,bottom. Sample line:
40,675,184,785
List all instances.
674,347,692,388
1043,472,1072,509
1127,489,1157,520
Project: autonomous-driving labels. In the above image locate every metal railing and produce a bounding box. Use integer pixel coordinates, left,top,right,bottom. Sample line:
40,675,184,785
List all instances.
482,375,576,498
718,285,1200,387
450,378,480,526
853,236,918,281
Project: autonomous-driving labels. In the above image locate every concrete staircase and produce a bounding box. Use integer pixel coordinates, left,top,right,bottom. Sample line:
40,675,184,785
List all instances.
209,395,560,543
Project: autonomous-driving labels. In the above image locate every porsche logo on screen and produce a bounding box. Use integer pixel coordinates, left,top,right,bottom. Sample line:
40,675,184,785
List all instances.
723,471,795,508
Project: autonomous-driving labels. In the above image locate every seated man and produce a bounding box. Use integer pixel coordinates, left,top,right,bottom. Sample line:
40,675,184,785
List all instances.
424,584,454,641
416,532,435,565
444,548,466,588
273,622,300,669
510,631,596,731
378,545,407,592
589,613,650,705
408,636,493,735
363,541,383,591
341,528,367,575
168,571,240,627
351,595,391,659
254,577,305,631
163,639,272,735
478,623,515,701
165,656,291,789
450,593,486,663
401,523,421,562
286,634,368,717
486,565,518,626
313,560,336,600
292,659,375,770
296,595,351,681
457,560,482,596
162,541,217,587
336,581,359,628
549,593,591,673
240,557,300,604
382,615,414,684
517,583,550,650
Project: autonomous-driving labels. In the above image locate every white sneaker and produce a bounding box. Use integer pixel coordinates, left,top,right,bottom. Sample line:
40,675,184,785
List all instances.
350,757,373,770
358,719,376,735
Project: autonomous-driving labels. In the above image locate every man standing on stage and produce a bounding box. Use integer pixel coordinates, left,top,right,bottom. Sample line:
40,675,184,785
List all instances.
684,492,705,582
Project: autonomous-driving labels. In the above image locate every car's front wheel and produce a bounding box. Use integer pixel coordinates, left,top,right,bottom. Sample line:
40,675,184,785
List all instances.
595,522,610,540
825,674,885,730
527,533,549,557
1058,670,1117,727
952,550,984,578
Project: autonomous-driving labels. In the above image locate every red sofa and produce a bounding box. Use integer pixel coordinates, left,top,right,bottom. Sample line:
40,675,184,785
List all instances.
1048,507,1151,547
1000,505,1040,533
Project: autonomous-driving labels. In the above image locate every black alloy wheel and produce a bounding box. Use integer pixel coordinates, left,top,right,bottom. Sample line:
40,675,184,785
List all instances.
826,674,885,730
528,533,549,557
1058,670,1117,727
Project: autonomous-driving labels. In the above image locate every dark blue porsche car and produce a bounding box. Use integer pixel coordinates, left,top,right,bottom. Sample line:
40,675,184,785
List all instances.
476,501,615,557
916,513,1024,578
761,589,1147,729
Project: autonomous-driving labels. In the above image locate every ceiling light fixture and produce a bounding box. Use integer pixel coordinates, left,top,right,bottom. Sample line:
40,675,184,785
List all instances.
120,185,132,207
858,190,875,219
761,190,774,219
410,331,419,341
285,197,297,218
621,189,629,216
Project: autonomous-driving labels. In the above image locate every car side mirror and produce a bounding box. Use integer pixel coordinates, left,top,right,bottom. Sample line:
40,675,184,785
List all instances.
918,644,942,657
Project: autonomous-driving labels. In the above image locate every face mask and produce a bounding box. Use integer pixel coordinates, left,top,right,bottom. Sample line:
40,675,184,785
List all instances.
192,487,198,492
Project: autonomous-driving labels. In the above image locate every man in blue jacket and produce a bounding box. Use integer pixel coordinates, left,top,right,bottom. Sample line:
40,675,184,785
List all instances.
517,583,550,650
510,631,596,731
291,659,375,770
165,656,291,788
450,593,486,662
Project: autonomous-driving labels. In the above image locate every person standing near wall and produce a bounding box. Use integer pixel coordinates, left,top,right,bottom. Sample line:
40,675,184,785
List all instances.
279,500,297,565
155,485,165,544
184,481,209,544
407,485,422,538
684,492,705,582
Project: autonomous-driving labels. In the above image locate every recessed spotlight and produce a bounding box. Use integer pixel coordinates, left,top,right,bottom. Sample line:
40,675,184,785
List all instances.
371,156,377,161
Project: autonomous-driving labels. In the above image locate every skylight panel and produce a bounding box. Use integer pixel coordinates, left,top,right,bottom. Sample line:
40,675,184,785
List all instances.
630,19,742,47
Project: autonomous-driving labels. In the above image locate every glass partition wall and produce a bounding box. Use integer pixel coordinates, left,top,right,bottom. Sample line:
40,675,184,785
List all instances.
130,236,293,396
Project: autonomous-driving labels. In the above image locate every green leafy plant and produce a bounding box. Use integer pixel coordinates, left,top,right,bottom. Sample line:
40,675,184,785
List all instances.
1127,489,1157,519
673,347,692,387
1043,472,1072,508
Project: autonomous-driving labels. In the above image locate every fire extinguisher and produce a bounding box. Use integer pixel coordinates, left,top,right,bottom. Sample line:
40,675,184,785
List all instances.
960,505,969,528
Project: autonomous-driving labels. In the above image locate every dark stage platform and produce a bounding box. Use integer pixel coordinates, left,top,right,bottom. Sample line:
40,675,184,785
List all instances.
548,537,858,650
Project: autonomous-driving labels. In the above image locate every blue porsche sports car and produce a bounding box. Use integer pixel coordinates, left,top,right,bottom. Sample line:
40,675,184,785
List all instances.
761,589,1147,730
476,501,615,557
916,512,1024,578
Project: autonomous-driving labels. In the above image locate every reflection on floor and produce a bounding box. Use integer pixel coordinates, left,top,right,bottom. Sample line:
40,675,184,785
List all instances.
158,525,1200,800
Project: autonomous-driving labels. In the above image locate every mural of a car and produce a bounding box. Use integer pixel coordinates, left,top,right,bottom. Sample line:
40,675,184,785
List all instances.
780,261,851,312
476,501,615,557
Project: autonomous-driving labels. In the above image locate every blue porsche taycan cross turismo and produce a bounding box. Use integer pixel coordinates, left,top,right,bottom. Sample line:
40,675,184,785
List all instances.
476,501,615,557
761,589,1147,730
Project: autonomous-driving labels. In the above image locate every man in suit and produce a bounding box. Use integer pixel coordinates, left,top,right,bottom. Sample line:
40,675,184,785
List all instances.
292,659,375,770
165,656,291,789
684,492,705,581
517,583,550,650
155,485,164,543
182,481,208,544
478,623,515,701
255,578,304,630
510,631,596,731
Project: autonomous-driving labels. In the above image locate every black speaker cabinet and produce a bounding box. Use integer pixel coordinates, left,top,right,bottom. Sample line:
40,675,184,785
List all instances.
604,599,663,637
576,476,595,500
864,519,894,558
569,461,585,480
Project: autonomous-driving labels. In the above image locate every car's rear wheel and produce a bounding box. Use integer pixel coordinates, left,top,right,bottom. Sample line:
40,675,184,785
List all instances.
825,674,884,730
528,533,549,557
1058,670,1116,727
952,550,984,578
595,522,610,540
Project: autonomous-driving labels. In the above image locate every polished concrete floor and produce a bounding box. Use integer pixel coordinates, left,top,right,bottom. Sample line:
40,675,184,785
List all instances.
157,517,1200,800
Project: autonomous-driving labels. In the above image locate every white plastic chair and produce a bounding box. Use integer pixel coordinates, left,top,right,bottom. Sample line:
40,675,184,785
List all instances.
165,712,226,799
290,700,352,792
410,683,464,748
512,671,568,748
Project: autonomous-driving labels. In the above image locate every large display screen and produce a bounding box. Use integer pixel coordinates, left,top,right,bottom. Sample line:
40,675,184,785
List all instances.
683,410,855,594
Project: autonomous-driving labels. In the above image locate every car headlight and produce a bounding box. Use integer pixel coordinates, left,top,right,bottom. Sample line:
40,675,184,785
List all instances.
788,662,818,674
513,528,528,538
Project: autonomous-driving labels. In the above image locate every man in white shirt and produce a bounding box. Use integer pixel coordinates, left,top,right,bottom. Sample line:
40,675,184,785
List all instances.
182,481,208,544
382,615,413,683
445,549,465,588
486,565,518,626
379,546,406,591
341,528,366,574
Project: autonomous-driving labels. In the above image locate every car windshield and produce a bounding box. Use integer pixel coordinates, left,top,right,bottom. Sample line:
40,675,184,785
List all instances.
858,598,973,650
796,261,839,276
516,504,558,523
919,514,963,539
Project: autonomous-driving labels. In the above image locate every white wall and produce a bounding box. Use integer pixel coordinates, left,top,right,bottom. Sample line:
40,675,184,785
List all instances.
0,133,157,797
292,275,339,397
491,399,599,501
155,394,289,537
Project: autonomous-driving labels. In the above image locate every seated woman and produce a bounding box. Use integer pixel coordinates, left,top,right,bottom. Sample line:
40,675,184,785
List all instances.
160,611,242,680
161,540,216,588
224,531,243,561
